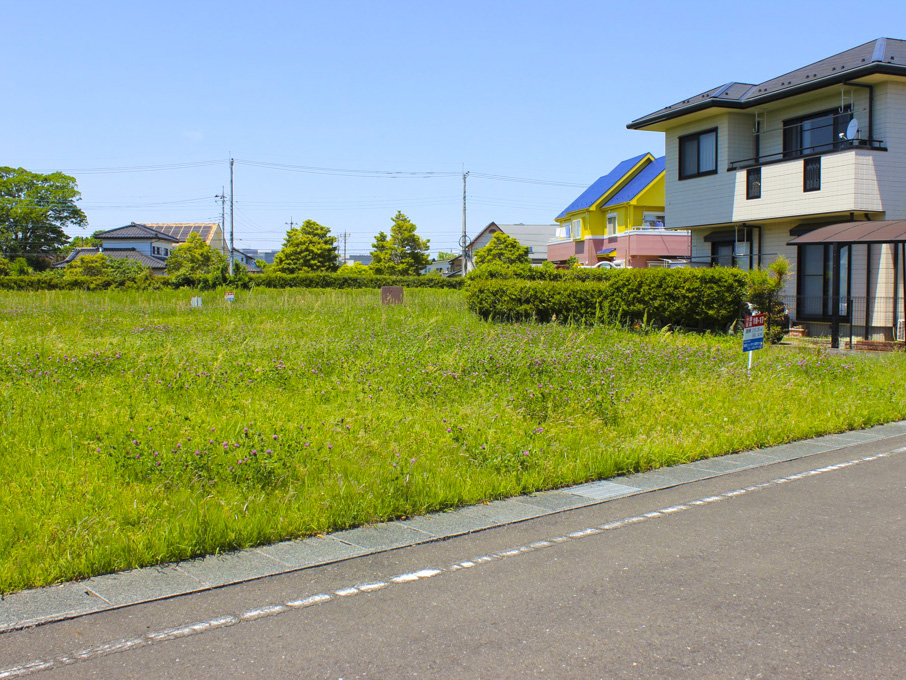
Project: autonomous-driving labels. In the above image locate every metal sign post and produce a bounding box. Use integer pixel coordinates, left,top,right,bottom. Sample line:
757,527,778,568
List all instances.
742,313,766,373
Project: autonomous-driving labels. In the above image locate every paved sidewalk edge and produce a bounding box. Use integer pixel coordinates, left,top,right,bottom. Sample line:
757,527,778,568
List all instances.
3,420,906,634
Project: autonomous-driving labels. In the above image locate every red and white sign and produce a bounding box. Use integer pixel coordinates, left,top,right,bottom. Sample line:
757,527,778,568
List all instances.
743,313,766,352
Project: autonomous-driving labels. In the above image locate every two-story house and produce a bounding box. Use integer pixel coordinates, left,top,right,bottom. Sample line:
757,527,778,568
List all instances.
548,153,689,267
628,38,906,343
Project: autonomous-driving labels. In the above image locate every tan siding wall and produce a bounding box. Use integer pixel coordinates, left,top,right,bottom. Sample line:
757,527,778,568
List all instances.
665,113,737,228
872,81,906,219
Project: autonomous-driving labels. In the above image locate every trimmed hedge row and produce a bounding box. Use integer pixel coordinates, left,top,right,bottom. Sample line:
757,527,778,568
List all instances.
464,268,747,330
0,272,464,291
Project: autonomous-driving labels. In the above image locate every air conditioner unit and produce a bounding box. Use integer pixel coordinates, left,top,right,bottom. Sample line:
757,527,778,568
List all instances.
897,320,905,342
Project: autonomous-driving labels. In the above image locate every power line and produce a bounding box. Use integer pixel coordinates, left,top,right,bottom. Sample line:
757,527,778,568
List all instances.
37,161,225,175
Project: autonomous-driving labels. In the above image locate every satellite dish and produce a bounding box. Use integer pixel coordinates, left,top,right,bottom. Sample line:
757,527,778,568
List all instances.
845,118,860,140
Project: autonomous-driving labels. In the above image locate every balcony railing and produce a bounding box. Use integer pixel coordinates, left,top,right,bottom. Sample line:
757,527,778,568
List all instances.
727,138,886,171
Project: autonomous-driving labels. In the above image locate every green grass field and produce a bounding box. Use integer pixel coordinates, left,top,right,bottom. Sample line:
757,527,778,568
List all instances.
1,288,904,594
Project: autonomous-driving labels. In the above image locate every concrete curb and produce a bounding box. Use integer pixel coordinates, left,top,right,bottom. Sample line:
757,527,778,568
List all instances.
3,420,906,634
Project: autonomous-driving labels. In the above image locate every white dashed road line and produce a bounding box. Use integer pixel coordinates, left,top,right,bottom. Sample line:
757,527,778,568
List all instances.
1,447,902,680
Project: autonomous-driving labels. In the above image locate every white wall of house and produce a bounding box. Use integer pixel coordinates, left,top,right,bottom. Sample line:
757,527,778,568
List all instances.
665,82,906,229
665,113,737,229
100,239,169,256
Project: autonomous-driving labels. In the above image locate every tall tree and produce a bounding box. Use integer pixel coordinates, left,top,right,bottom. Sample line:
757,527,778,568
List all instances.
473,232,530,267
369,231,390,272
166,233,228,277
371,212,430,276
272,219,340,273
0,167,87,265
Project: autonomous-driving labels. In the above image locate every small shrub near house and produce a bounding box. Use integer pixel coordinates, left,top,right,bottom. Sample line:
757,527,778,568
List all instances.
465,267,747,331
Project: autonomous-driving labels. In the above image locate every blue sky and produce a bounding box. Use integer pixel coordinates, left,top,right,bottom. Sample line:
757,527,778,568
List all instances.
4,1,904,256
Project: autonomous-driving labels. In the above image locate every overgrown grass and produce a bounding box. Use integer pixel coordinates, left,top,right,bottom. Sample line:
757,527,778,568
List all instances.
1,288,905,593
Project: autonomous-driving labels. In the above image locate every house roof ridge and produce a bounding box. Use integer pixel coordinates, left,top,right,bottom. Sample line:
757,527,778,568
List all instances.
556,152,655,219
628,37,906,130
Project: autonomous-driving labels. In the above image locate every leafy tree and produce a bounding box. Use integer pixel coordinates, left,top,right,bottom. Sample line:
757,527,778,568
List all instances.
473,232,530,267
65,253,109,277
0,257,9,276
436,251,455,261
371,212,430,276
0,167,88,265
369,231,391,272
108,257,151,283
340,262,373,276
746,255,791,343
166,233,228,277
10,257,32,276
272,219,340,274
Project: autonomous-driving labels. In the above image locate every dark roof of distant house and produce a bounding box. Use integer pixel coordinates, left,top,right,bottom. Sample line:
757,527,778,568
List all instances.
557,153,653,219
97,223,181,241
53,247,167,270
629,37,906,129
602,156,666,207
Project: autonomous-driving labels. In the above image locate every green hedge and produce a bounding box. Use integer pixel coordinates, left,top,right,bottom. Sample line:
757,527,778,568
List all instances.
464,268,747,331
0,272,464,291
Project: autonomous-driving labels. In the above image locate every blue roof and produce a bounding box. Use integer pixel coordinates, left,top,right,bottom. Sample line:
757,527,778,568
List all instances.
556,153,652,220
601,156,665,207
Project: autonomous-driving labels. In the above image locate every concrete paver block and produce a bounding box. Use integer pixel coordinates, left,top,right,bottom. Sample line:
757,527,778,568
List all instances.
331,522,433,550
176,549,288,587
398,509,495,537
687,451,774,473
257,536,370,568
621,464,716,490
0,582,103,632
517,490,600,511
82,565,205,606
459,499,548,525
566,480,642,501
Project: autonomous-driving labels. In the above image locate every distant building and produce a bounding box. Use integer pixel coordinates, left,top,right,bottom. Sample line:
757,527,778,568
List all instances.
452,222,560,274
549,153,689,268
55,222,260,274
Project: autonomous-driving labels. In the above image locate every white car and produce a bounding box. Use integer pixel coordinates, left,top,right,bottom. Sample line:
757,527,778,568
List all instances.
584,260,626,269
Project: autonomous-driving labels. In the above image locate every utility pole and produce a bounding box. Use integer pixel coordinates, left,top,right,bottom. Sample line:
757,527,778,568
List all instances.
339,231,350,262
286,217,296,230
461,170,469,277
215,188,227,258
229,158,235,276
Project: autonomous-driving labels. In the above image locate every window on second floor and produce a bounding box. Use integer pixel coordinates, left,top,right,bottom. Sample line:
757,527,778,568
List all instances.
803,157,821,192
571,219,582,239
679,128,718,180
746,167,761,200
606,214,617,235
783,107,851,159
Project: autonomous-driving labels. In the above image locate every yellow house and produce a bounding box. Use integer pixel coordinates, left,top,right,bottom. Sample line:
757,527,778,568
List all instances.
549,153,687,267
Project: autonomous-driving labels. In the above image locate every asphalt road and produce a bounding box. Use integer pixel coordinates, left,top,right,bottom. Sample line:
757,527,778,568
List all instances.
2,435,905,679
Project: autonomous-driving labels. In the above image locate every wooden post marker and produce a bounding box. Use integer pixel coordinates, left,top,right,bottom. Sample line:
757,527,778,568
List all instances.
381,286,404,305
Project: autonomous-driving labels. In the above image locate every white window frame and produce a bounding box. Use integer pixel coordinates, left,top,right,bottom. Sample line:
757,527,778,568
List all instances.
606,213,618,236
